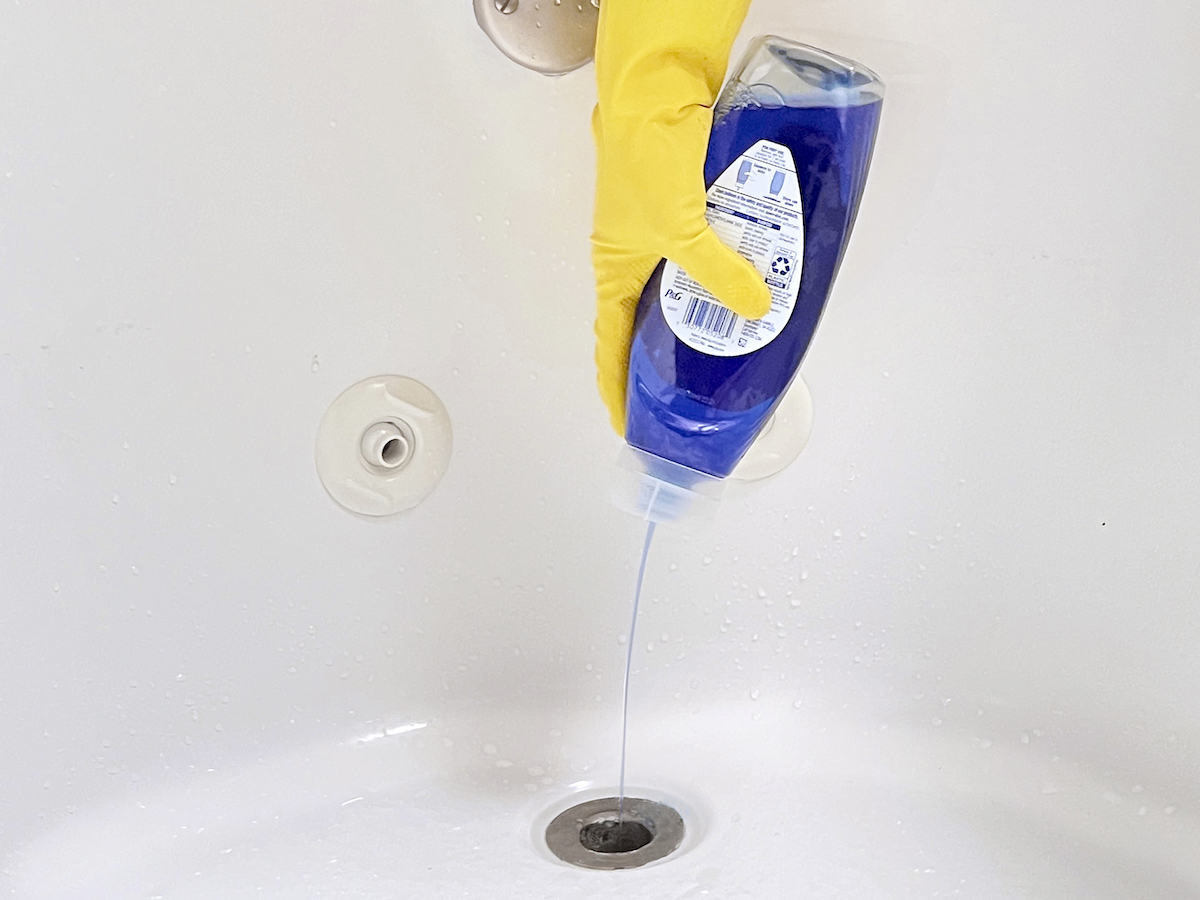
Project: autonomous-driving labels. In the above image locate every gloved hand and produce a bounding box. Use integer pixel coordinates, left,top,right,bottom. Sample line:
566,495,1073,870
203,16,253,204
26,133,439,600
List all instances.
591,0,771,434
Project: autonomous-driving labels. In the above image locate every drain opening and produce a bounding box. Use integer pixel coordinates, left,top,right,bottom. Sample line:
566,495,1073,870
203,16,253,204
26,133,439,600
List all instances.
579,819,654,854
545,797,684,870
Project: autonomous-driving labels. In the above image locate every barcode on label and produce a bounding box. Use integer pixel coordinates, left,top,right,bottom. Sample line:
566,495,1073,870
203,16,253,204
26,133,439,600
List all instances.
682,297,738,340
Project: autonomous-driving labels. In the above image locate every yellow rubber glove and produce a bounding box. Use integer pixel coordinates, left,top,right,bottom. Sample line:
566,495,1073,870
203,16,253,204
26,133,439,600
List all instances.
591,0,772,434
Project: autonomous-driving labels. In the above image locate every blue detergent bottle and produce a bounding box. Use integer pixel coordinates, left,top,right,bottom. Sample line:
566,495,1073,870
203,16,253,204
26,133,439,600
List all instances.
613,37,885,525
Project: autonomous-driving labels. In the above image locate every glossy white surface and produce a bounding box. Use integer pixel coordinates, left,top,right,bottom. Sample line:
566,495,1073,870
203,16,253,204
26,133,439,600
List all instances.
2,2,1199,898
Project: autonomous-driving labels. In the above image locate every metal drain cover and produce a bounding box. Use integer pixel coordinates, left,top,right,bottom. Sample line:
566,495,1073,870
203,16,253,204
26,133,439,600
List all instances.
545,797,685,870
473,0,599,75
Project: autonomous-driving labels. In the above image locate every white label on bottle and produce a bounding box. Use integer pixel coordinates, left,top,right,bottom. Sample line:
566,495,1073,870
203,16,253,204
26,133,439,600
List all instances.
660,139,803,358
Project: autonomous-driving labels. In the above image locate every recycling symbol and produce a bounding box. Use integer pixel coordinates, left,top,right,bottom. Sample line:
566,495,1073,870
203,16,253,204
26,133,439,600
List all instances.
770,255,792,277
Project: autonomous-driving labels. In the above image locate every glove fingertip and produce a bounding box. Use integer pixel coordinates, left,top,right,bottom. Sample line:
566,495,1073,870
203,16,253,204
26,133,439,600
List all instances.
728,277,772,320
674,230,773,320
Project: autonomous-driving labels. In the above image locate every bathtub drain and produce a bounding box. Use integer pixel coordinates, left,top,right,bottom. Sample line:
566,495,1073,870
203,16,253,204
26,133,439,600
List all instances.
579,819,653,853
545,797,684,870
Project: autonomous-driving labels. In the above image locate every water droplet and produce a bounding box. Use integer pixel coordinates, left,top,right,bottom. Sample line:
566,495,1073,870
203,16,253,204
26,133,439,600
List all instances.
793,699,803,708
474,214,483,224
789,597,801,608
757,587,767,598
110,494,119,505
168,474,177,485
130,566,140,576
749,689,759,700
310,355,320,372
52,583,60,593
617,634,627,644
859,530,868,539
483,743,498,755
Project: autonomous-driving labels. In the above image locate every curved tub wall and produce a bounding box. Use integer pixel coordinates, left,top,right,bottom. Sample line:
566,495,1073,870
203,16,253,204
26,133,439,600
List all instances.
2,1,1199,897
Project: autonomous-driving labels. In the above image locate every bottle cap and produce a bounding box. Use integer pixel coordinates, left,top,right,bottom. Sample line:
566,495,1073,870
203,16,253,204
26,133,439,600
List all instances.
610,447,725,530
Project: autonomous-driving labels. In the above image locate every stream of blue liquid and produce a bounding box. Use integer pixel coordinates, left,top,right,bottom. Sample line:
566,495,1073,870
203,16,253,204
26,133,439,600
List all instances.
617,520,655,822
625,99,883,477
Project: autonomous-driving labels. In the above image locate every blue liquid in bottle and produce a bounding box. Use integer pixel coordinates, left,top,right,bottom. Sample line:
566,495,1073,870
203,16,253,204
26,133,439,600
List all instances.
624,40,884,481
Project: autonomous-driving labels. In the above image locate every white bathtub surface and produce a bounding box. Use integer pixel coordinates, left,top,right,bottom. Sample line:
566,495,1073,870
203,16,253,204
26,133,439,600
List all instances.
9,701,1200,899
3,1,1199,898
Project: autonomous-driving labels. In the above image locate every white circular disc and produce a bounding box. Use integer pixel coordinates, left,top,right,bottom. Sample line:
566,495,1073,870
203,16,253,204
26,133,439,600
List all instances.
730,376,814,483
315,375,453,517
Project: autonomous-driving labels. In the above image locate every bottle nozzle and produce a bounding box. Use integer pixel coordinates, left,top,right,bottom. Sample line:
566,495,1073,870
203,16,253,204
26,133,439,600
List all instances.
610,447,725,530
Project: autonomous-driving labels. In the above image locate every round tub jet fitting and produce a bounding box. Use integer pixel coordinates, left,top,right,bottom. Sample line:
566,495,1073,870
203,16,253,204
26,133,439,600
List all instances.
315,375,452,517
730,375,813,482
544,797,685,870
473,0,599,75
